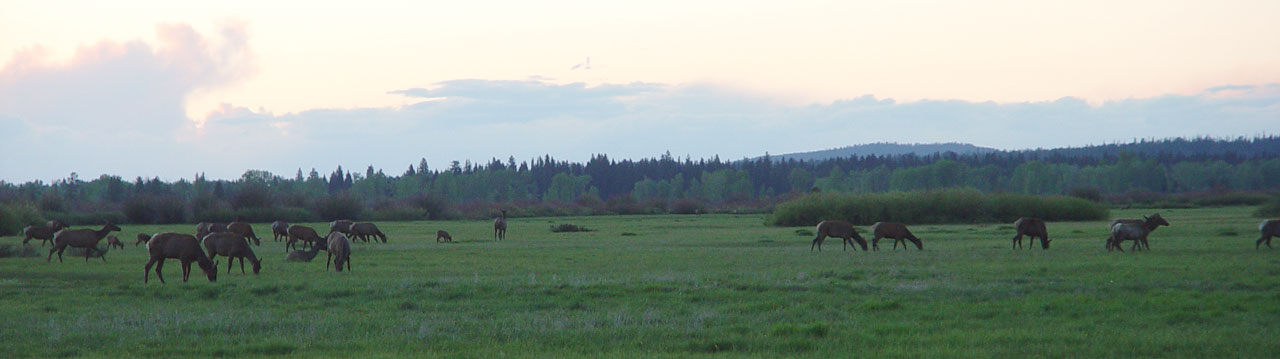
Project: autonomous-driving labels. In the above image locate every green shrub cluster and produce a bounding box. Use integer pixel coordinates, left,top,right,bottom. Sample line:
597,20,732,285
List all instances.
0,203,44,236
1254,198,1280,218
770,188,1108,226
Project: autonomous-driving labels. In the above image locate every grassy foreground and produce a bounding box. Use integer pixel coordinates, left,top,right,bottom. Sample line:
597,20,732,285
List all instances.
1,207,1278,358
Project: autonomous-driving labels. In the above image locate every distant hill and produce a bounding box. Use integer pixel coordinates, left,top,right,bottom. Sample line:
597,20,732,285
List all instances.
765,142,998,162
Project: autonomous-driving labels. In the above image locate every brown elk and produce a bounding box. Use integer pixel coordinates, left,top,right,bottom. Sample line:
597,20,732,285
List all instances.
47,222,121,262
135,233,152,246
1011,217,1051,249
22,220,68,246
436,230,453,243
1106,213,1169,251
1255,219,1279,249
203,232,262,275
349,222,386,243
285,239,328,262
329,220,354,235
144,232,218,283
106,235,124,250
809,220,868,252
271,220,290,242
494,210,507,241
227,221,261,246
870,222,923,251
195,222,228,241
286,224,325,253
326,232,352,272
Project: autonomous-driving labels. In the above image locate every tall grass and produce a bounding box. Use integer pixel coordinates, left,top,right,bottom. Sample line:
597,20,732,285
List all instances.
770,188,1108,226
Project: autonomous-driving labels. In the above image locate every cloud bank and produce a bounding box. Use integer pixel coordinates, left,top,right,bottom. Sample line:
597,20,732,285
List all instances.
2,25,1277,183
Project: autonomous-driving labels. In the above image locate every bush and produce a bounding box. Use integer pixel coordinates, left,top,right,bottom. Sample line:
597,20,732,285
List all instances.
1068,187,1103,202
123,194,187,224
670,199,706,215
313,194,363,221
232,207,318,223
1255,198,1280,218
770,188,1109,226
1191,192,1273,207
0,202,44,236
0,244,39,258
367,204,425,222
53,211,127,226
411,193,450,220
550,223,591,232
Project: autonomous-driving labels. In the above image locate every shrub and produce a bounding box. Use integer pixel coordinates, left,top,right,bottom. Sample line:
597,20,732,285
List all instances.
550,223,591,232
770,188,1108,226
54,211,127,226
0,202,44,236
313,193,364,221
411,193,451,220
1192,192,1273,207
1067,187,1103,202
232,207,317,223
0,244,39,258
123,194,187,224
1255,198,1280,218
670,199,706,215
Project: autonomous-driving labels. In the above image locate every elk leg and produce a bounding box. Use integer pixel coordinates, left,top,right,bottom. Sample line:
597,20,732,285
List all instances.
871,236,881,251
239,257,246,274
181,259,191,282
810,235,822,252
154,259,167,283
326,251,333,271
144,257,157,283
1012,234,1021,249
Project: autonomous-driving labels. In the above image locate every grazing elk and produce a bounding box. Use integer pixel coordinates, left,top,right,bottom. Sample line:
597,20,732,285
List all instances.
329,220,354,236
809,220,868,252
227,221,261,246
870,222,924,251
285,239,328,262
135,233,152,246
106,235,124,250
195,222,228,240
22,220,68,246
203,232,262,275
1255,219,1279,249
349,222,387,243
326,232,352,272
1106,213,1170,251
47,222,121,262
271,220,290,242
494,210,507,241
1011,217,1051,249
144,232,218,283
436,230,452,243
286,224,325,253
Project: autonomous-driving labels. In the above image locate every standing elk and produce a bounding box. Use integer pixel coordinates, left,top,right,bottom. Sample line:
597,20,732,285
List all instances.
326,232,352,272
870,222,924,251
1255,219,1279,249
203,232,262,275
144,232,218,283
47,222,121,262
329,220,354,236
135,233,152,246
436,230,452,243
22,220,69,246
349,222,387,243
195,222,228,241
227,221,261,246
286,224,325,253
1106,213,1170,251
494,210,507,241
809,220,868,252
1011,217,1051,249
271,220,290,242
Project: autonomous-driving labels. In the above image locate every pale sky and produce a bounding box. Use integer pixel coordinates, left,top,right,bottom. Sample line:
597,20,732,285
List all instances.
2,1,1278,182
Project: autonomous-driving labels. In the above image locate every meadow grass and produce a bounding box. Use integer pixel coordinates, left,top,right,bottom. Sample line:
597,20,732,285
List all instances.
1,207,1278,358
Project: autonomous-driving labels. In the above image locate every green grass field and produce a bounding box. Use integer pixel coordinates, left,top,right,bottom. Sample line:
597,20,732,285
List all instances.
1,207,1278,358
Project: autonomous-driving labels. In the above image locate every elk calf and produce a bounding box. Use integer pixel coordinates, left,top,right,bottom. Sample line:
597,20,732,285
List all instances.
870,222,923,251
106,235,124,250
810,220,867,252
1106,213,1169,252
271,220,290,242
436,230,452,243
1011,217,1051,249
1256,219,1280,249
494,210,507,241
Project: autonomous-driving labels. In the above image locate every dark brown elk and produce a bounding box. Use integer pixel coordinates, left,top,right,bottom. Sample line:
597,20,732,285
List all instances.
326,233,352,272
22,220,68,246
1011,217,1051,249
349,222,387,243
1254,219,1279,249
195,222,228,241
286,224,325,253
1106,213,1169,251
870,222,923,251
227,221,261,246
135,233,152,246
436,230,452,243
329,220,354,235
809,220,868,252
106,235,124,250
47,222,121,262
144,232,217,283
285,239,327,262
271,220,289,242
494,210,507,240
203,232,262,275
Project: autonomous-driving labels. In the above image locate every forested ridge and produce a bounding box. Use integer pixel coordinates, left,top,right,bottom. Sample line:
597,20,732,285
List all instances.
2,136,1277,230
